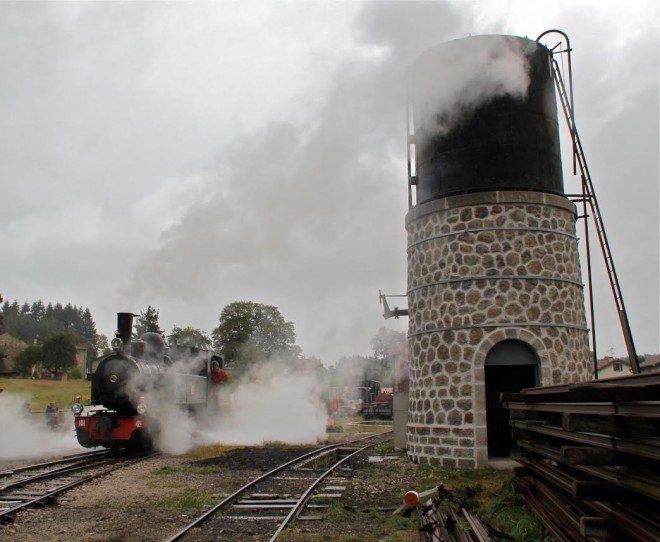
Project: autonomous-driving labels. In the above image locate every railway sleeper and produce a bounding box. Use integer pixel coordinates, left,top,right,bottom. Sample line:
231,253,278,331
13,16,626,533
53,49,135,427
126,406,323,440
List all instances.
223,515,289,521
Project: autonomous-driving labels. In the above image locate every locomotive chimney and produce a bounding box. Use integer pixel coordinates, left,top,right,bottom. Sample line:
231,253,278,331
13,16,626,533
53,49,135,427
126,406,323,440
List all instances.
116,312,134,345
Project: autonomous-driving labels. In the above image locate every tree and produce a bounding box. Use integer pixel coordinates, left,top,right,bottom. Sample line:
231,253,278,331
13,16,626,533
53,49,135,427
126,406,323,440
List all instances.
30,300,46,322
134,305,164,338
80,308,97,340
94,333,110,356
61,303,79,330
169,325,212,349
41,333,77,377
1,297,100,346
212,301,297,365
370,327,407,386
331,355,376,387
14,344,43,377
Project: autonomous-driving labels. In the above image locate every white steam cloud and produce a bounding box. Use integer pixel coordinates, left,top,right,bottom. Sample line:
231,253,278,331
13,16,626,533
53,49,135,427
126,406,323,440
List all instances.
125,353,328,455
0,393,84,460
200,362,328,446
118,2,477,365
410,35,534,136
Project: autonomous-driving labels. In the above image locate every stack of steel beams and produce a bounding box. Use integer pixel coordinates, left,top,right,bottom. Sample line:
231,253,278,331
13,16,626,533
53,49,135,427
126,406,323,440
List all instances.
503,372,660,541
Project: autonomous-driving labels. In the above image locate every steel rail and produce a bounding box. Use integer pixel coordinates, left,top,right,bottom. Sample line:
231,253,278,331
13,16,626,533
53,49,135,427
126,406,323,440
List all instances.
0,452,155,523
510,420,660,461
0,452,115,492
518,479,589,542
517,371,660,396
0,450,110,477
269,433,393,541
516,439,660,501
517,457,660,541
505,400,660,418
165,431,392,542
585,501,660,542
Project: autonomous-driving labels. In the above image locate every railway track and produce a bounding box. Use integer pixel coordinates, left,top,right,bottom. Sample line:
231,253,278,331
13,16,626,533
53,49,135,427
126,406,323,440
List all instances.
0,450,155,524
166,431,393,542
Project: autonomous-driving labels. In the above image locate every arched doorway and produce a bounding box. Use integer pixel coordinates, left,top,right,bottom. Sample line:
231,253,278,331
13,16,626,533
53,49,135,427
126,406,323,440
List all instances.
484,340,539,457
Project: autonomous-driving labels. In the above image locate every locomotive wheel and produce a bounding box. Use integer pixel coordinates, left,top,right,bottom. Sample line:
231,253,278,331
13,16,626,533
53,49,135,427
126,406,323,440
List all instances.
128,429,152,453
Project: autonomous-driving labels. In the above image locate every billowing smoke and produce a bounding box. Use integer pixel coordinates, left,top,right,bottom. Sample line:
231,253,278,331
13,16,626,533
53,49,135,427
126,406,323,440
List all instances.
123,350,327,454
120,2,477,364
0,393,83,460
199,360,328,446
410,35,534,137
149,400,198,455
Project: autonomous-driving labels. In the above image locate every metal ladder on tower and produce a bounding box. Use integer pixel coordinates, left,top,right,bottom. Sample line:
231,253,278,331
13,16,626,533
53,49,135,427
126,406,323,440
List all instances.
549,51,640,374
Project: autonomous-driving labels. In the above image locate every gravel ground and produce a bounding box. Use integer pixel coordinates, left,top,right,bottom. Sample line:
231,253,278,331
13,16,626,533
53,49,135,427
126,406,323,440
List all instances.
0,429,421,542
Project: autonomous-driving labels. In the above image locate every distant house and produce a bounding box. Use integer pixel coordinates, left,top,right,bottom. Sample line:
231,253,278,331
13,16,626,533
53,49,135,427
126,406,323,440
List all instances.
74,346,89,376
596,356,632,379
0,332,90,379
640,354,660,373
0,332,28,375
596,354,660,379
50,345,90,381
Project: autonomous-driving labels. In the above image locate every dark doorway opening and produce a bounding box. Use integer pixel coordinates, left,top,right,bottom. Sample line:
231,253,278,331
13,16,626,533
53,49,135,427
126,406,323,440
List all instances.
485,340,538,457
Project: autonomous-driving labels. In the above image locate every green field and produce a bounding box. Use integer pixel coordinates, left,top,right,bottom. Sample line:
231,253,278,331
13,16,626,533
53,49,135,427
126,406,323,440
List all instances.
0,377,91,412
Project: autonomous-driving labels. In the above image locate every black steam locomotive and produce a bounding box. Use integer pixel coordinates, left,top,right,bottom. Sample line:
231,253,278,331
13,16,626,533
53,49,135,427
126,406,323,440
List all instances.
73,312,224,452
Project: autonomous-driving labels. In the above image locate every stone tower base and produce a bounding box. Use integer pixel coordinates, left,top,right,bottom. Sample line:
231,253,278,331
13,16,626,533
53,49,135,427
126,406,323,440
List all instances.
405,191,591,467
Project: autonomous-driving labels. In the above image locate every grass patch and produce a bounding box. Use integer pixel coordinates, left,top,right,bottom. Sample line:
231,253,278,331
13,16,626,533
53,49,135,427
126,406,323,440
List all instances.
408,463,513,494
152,466,180,475
183,443,241,461
0,377,90,411
154,489,215,509
151,465,224,476
262,441,319,449
282,532,413,542
351,449,547,542
280,500,418,542
408,468,546,542
337,417,394,434
360,507,417,532
147,481,187,489
477,483,552,542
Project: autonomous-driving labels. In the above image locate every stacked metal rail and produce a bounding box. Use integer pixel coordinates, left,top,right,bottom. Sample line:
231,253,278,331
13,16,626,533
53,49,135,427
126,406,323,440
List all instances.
502,372,660,541
416,485,496,542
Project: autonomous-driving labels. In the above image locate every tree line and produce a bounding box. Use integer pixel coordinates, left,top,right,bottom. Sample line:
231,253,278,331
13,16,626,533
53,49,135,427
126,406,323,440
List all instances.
1,299,407,385
0,298,106,377
148,301,406,386
0,299,102,348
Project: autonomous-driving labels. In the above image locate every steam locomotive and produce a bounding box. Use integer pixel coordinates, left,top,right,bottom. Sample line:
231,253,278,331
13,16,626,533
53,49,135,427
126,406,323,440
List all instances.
73,312,224,452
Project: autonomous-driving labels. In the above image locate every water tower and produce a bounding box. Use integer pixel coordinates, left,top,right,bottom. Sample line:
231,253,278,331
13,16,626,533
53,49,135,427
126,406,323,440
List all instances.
405,35,591,467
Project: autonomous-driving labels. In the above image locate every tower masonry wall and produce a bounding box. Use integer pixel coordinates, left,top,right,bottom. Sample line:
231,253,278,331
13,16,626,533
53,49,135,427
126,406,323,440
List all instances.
405,191,592,467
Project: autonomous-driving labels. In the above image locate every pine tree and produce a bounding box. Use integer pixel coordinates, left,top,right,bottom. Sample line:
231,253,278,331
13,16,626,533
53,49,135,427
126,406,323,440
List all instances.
134,306,164,338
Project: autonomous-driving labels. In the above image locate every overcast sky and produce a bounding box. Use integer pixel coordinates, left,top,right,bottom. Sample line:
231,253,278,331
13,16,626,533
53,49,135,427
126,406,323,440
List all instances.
1,0,658,365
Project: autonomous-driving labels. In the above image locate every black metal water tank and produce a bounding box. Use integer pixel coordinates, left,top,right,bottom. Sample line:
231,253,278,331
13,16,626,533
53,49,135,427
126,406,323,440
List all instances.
409,35,564,203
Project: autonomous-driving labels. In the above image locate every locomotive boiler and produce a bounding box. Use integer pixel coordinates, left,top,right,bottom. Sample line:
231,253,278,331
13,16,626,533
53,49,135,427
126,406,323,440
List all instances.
74,312,225,452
